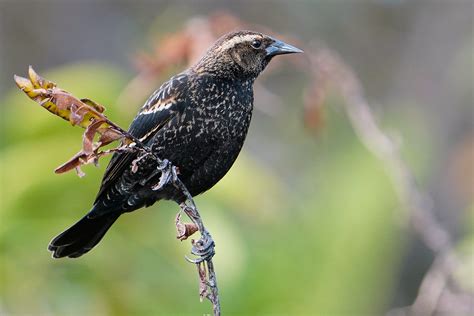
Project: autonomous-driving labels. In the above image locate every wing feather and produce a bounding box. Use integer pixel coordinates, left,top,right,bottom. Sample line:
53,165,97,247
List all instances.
93,73,189,205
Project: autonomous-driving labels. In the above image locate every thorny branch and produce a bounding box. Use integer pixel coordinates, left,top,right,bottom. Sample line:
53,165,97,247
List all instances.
14,67,221,315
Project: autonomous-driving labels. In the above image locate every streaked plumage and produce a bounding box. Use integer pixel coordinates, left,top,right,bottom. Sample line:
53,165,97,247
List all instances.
49,30,302,258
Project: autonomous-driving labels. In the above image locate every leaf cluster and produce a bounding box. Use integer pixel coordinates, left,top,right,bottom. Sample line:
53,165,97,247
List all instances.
14,67,126,176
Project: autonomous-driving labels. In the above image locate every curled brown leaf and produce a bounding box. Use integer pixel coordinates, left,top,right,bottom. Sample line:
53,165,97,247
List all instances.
175,212,199,241
15,67,127,177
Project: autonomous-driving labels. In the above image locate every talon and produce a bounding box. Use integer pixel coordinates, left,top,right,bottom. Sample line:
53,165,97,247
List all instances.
152,159,179,191
157,159,169,171
183,233,215,264
185,255,207,264
189,235,215,262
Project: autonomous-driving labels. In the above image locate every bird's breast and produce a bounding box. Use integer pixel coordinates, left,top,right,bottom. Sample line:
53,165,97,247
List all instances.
189,78,254,140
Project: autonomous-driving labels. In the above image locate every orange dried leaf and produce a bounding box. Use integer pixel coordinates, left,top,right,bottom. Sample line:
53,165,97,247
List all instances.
55,151,89,174
28,66,55,89
49,90,104,127
81,98,106,113
82,119,105,154
15,67,111,130
175,212,199,241
98,129,123,146
15,67,128,177
13,75,34,92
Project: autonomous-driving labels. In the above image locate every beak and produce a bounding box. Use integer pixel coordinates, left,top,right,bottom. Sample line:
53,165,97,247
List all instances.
265,39,303,57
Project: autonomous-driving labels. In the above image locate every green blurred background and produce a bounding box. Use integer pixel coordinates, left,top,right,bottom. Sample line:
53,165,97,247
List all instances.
0,1,472,315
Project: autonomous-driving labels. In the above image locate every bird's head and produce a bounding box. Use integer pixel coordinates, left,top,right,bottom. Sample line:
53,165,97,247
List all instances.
194,30,303,80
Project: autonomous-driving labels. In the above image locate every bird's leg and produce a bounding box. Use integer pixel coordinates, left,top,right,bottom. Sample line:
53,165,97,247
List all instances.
145,153,218,310
148,157,215,260
167,169,218,312
139,149,215,262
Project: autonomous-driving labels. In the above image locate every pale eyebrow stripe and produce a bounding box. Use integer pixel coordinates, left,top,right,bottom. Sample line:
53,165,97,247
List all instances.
218,34,259,51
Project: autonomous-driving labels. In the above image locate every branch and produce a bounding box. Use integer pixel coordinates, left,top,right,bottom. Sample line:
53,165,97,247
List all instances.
305,46,472,315
14,67,221,315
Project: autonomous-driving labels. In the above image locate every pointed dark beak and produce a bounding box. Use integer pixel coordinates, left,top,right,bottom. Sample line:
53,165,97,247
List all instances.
265,39,303,57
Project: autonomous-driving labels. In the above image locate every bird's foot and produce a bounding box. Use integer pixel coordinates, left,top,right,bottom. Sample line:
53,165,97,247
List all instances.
151,159,178,191
186,231,216,264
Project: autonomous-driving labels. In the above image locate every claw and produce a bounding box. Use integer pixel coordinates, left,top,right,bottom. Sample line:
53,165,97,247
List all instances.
192,238,215,256
185,255,207,264
157,158,170,170
151,159,178,191
184,233,215,263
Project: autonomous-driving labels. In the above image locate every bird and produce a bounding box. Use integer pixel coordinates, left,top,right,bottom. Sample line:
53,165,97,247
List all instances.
48,30,302,258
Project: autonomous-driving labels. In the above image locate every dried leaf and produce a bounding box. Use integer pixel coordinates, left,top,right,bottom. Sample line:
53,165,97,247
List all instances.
175,213,199,241
28,65,55,89
15,67,128,177
80,98,106,113
15,67,111,129
13,75,35,93
54,151,90,174
98,129,123,146
82,119,105,154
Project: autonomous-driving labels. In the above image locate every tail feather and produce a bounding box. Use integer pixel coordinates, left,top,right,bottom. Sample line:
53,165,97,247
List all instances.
48,213,120,258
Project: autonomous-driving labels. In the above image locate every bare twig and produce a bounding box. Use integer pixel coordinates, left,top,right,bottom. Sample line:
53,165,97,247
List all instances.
174,176,220,315
410,254,450,315
306,45,472,315
309,46,455,251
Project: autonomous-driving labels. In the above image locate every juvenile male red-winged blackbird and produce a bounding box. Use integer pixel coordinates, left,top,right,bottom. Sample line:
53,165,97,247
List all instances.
48,30,302,258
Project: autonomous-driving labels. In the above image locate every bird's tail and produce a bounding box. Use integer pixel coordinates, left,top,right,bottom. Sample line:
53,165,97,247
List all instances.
48,213,120,258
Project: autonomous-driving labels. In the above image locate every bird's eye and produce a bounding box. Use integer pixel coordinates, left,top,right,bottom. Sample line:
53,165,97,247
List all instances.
251,39,262,49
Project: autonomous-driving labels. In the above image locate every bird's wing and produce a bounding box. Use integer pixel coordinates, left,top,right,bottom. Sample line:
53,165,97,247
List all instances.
93,72,189,206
